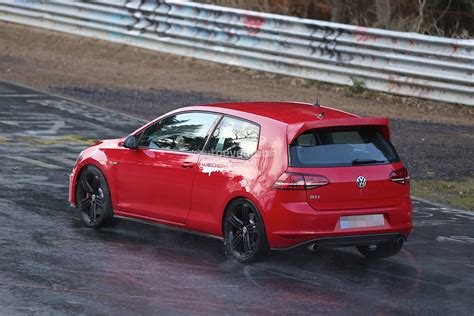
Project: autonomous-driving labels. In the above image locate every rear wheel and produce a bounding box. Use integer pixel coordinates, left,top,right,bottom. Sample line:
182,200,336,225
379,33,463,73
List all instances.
223,199,268,263
76,166,113,228
356,239,404,259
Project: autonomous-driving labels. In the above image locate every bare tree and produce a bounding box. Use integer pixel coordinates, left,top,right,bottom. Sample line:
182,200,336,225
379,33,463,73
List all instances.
331,0,346,23
431,0,453,35
414,0,427,33
375,0,391,27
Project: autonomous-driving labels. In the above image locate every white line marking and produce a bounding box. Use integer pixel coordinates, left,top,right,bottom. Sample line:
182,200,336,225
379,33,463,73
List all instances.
30,181,68,188
0,121,20,126
47,156,76,166
412,196,472,213
6,155,62,170
436,236,474,243
0,94,43,98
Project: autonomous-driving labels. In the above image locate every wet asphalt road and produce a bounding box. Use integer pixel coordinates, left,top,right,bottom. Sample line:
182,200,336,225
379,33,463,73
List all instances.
0,80,473,315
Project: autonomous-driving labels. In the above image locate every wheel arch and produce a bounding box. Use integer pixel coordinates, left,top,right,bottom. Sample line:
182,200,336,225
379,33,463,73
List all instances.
220,196,268,240
74,161,113,208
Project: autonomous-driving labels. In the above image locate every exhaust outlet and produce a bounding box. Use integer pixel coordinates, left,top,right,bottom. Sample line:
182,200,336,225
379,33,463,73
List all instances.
397,238,405,246
307,242,320,253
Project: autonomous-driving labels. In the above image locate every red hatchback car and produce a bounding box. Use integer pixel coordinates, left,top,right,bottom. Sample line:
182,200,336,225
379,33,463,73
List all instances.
69,102,413,262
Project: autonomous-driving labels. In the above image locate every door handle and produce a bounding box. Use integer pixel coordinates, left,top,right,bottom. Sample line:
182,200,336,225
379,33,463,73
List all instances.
181,162,194,169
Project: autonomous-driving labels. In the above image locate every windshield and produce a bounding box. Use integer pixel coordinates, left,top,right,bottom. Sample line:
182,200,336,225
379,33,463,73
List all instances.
289,126,400,167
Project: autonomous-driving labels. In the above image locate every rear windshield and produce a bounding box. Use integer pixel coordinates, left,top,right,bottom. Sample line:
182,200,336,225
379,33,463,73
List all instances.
289,126,400,167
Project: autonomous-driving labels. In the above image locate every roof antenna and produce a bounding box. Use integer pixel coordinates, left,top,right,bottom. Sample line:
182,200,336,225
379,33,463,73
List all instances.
314,80,321,107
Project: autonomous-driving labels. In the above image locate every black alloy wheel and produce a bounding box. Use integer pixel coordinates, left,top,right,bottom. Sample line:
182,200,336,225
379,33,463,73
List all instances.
76,166,113,228
224,199,268,263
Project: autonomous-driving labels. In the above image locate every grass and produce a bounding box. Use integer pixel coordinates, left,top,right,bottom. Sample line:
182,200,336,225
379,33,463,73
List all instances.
411,178,474,211
14,135,97,145
348,77,367,94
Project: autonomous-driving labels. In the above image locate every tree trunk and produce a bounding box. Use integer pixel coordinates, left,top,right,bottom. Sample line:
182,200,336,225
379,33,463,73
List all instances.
376,0,392,26
331,0,346,23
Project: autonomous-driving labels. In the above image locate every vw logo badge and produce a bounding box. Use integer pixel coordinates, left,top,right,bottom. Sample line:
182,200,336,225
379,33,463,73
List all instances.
356,176,366,188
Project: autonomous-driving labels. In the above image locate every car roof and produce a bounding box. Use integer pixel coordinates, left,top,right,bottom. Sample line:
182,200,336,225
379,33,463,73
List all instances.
201,101,358,124
194,102,390,143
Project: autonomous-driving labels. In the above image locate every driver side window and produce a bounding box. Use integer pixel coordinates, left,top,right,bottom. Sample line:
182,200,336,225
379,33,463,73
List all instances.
139,112,219,153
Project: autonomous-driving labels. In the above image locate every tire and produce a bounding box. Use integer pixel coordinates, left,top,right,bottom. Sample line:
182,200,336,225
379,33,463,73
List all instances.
223,198,269,263
356,240,404,260
76,165,113,228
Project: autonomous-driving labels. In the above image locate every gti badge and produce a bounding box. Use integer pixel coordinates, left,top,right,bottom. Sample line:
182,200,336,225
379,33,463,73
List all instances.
356,176,367,188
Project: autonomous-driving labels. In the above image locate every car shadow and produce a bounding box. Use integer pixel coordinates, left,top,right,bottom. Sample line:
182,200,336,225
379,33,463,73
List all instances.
73,216,420,274
67,215,423,315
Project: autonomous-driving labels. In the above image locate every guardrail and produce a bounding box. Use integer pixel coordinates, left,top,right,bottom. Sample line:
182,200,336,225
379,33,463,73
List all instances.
0,0,472,105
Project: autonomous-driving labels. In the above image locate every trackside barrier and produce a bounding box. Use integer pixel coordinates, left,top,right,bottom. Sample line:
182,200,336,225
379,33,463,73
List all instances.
0,0,472,105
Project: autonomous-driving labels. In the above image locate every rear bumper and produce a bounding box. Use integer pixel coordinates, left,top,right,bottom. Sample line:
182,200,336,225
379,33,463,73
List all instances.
275,233,407,250
265,196,413,249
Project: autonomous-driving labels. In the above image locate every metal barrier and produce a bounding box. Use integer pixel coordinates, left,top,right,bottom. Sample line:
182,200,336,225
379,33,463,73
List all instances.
0,0,472,105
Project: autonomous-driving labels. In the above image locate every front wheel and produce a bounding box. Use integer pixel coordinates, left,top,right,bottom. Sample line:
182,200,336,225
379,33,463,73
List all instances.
223,199,269,263
76,165,113,228
356,239,404,259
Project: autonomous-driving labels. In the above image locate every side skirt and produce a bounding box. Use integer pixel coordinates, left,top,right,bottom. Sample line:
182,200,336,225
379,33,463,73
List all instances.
114,215,224,241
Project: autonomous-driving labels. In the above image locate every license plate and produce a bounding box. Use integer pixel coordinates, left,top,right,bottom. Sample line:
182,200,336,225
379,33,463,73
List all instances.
340,214,385,229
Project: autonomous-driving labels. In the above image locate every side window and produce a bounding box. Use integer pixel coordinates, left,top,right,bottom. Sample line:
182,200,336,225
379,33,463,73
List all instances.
206,117,260,159
139,112,219,153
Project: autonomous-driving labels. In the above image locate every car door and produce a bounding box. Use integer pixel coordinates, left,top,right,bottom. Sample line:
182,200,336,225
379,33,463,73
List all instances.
188,116,261,235
115,111,220,224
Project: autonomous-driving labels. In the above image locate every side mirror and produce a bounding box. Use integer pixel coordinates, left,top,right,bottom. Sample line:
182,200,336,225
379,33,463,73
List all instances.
123,135,139,149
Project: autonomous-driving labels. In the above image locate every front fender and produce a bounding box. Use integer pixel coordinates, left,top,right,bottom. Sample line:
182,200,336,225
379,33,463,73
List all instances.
68,155,115,207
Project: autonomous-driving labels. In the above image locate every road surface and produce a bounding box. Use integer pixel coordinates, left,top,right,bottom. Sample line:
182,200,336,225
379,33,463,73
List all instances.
0,81,472,314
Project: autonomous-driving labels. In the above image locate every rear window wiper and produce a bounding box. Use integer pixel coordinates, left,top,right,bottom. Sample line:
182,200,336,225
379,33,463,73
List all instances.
352,159,386,165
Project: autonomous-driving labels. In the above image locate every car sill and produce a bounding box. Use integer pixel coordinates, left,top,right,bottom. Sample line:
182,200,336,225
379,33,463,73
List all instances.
114,215,224,241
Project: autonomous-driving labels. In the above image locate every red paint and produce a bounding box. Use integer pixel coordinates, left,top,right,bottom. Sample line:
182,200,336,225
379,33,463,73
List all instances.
353,33,381,42
352,27,381,42
69,102,413,249
354,32,368,42
243,16,265,35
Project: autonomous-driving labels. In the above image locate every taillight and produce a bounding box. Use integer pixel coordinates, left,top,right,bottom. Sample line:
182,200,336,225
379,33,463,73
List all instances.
273,173,329,190
389,168,410,184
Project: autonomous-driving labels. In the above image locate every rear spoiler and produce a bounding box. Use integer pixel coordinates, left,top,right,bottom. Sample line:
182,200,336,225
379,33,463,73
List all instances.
287,117,390,144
